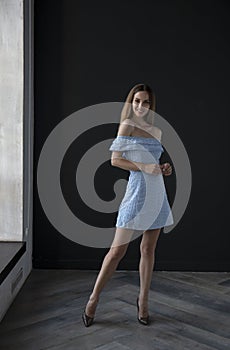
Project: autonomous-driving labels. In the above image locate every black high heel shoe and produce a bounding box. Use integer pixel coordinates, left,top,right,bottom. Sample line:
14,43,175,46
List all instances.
136,297,150,325
82,310,94,327
82,298,98,327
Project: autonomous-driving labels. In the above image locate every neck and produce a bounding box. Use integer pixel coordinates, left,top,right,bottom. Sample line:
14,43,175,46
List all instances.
132,115,148,126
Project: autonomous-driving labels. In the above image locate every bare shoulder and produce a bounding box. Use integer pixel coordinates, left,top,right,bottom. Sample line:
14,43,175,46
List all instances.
153,126,162,141
117,118,135,136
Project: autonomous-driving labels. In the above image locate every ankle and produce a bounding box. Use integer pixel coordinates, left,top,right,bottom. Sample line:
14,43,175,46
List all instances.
138,295,148,303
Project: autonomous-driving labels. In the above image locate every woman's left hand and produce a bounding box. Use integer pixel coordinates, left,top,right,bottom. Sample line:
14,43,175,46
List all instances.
160,162,172,176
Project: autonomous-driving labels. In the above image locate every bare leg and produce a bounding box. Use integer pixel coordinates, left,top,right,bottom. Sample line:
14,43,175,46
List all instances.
138,228,161,318
85,227,134,317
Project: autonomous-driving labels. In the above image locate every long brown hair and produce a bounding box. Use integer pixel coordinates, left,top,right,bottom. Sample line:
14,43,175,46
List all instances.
120,83,156,125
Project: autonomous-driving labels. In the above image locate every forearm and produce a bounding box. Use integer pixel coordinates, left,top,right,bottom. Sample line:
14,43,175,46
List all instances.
111,158,144,172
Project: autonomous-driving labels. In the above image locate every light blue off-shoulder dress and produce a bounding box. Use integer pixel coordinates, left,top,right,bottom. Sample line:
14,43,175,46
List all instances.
109,135,174,230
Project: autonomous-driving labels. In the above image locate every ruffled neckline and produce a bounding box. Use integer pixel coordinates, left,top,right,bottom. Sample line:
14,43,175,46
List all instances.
116,135,162,145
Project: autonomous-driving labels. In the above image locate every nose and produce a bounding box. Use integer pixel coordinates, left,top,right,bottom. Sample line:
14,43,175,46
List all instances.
138,102,143,109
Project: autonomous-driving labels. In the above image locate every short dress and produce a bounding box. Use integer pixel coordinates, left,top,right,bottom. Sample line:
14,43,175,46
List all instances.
109,135,174,230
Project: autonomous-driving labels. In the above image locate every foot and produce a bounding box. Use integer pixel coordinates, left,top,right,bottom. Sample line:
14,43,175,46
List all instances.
82,296,99,327
137,297,150,325
85,296,99,318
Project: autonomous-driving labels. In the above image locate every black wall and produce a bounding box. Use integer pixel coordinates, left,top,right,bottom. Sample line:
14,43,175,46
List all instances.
33,0,230,271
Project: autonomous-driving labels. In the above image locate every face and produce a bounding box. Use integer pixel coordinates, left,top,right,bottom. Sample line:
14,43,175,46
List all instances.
132,91,150,118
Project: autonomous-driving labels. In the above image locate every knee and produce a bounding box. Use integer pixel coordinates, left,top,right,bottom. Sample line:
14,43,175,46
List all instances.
140,244,156,258
108,246,127,262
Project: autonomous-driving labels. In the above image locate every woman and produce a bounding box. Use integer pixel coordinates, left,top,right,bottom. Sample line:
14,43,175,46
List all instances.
82,83,173,327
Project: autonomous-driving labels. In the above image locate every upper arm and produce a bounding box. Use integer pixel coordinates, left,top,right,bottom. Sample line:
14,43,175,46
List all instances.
111,150,123,164
111,119,134,164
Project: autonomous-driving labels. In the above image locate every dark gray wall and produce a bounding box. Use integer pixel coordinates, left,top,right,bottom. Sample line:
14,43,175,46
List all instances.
33,0,230,271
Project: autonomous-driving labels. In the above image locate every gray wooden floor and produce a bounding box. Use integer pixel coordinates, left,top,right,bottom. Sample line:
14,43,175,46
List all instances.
0,269,230,350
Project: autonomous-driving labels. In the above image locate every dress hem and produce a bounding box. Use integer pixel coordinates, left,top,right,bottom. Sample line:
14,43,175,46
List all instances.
115,222,174,230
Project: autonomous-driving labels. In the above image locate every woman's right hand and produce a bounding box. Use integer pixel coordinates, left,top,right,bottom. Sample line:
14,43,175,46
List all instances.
142,163,162,175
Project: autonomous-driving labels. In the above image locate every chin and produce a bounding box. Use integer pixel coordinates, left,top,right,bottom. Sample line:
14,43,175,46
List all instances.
136,113,147,118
